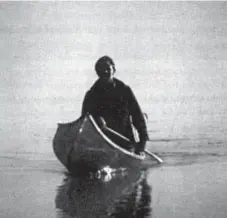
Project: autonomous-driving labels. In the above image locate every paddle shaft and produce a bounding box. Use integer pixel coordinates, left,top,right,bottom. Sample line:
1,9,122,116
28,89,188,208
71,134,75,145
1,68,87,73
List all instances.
104,126,163,164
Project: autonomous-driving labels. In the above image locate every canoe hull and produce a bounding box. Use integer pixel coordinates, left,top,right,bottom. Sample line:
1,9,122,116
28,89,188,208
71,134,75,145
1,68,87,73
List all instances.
53,115,145,173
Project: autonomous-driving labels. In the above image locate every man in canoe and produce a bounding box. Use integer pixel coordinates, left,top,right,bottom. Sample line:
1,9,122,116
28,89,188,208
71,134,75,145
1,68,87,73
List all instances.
81,56,149,155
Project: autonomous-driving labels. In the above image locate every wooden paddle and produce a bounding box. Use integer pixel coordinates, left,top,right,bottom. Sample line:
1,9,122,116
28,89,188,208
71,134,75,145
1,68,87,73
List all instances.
100,121,163,164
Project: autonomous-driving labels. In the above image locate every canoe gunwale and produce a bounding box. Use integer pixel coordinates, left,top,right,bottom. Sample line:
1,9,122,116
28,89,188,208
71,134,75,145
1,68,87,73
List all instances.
87,115,145,161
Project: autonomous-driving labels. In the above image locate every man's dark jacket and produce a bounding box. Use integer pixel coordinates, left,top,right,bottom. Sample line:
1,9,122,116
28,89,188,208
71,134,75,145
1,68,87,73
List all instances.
82,78,149,144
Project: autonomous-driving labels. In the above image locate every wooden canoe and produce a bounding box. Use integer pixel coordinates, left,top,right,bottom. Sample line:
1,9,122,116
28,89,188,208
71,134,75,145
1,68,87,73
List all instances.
53,114,146,174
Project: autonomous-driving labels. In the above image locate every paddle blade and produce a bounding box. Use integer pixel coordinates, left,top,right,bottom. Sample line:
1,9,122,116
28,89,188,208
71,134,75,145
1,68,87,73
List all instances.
145,149,163,164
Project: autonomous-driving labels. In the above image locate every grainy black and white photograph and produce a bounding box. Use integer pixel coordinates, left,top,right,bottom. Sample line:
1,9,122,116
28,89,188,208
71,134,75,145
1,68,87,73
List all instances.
0,1,227,218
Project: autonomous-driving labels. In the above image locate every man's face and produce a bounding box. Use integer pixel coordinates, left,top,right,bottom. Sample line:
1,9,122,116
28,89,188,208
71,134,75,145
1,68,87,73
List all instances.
98,63,115,83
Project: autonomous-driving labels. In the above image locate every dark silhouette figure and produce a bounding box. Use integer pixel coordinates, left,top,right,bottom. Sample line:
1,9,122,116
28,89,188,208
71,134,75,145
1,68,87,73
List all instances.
82,56,149,154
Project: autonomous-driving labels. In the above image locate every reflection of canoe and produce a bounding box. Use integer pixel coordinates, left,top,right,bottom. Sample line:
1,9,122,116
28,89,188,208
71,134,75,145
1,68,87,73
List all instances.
53,115,146,173
55,170,152,218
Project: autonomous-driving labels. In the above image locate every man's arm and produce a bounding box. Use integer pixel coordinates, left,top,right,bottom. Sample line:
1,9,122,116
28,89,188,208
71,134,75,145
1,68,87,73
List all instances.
127,87,149,151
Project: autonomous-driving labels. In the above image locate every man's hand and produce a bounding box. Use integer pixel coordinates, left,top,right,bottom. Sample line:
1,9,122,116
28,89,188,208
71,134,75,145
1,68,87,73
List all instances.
96,116,107,129
135,140,147,154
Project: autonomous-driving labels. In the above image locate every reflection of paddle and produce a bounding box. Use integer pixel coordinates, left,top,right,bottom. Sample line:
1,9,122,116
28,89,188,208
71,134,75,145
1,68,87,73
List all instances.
99,118,163,164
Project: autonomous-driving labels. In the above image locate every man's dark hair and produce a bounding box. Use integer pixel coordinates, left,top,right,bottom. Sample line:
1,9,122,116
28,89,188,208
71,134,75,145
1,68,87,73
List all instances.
95,56,116,77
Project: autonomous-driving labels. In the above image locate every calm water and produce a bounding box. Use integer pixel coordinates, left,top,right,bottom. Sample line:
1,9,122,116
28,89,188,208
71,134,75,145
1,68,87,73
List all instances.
1,2,227,218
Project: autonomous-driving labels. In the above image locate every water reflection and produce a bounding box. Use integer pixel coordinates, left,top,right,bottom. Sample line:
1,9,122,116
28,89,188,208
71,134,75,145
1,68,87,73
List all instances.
55,169,152,218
